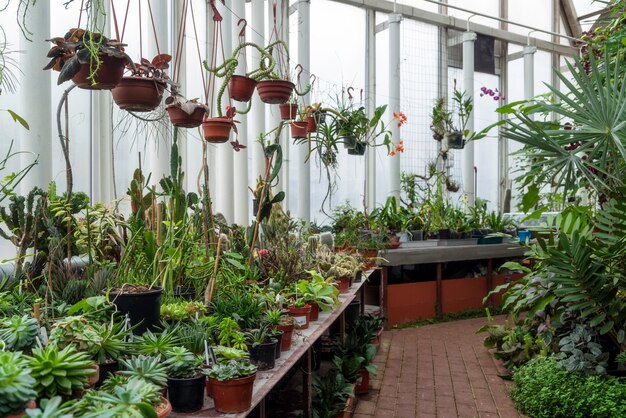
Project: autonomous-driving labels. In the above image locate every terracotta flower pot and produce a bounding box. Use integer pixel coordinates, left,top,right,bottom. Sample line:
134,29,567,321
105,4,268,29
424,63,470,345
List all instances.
309,302,320,322
338,395,355,418
229,75,257,102
210,373,256,414
112,76,165,112
277,323,294,351
279,103,298,120
337,277,351,293
256,80,294,104
354,368,370,394
288,304,312,329
72,54,127,90
307,115,317,133
290,121,309,139
87,363,100,388
201,117,233,143
155,397,173,418
166,104,206,128
205,377,213,397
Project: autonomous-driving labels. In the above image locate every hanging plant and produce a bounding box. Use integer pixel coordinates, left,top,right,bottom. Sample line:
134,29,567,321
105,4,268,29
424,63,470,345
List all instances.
44,29,131,89
111,54,172,112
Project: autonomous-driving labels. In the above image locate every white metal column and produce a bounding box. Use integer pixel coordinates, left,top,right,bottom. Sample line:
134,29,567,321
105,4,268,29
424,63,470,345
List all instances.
146,0,170,188
215,1,234,223
297,0,311,222
388,14,402,199
250,0,266,219
172,0,188,192
523,45,536,100
462,31,477,206
232,0,249,225
19,1,51,192
365,9,376,211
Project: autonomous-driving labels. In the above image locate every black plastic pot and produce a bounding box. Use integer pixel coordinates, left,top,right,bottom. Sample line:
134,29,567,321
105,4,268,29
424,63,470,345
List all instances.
438,229,451,240
96,360,119,388
167,373,206,413
445,131,465,149
249,338,277,371
410,230,424,241
269,331,284,359
173,286,196,301
354,270,363,283
348,141,366,155
105,286,163,334
342,135,357,149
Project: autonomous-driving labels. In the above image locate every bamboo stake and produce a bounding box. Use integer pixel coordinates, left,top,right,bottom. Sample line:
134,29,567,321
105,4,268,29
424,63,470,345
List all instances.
204,231,223,305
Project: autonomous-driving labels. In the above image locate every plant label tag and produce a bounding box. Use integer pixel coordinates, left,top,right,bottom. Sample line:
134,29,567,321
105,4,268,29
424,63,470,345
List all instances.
39,327,48,346
293,315,307,326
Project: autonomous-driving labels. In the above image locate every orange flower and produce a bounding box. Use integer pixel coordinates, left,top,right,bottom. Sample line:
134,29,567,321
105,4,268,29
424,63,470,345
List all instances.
388,150,397,156
396,140,405,153
394,111,407,127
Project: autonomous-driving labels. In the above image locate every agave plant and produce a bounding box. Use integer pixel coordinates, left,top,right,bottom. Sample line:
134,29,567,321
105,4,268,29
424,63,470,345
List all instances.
132,327,181,359
0,314,39,351
0,351,37,416
28,343,95,398
118,355,167,388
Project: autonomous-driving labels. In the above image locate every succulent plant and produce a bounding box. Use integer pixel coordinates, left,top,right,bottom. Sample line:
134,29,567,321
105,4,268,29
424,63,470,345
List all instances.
0,314,39,351
28,343,95,398
118,355,167,388
24,396,74,418
132,327,181,359
204,359,257,382
0,351,37,416
48,315,99,355
78,377,160,418
164,346,202,379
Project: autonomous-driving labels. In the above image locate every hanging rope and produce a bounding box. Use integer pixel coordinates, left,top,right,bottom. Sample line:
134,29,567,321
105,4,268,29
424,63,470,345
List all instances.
146,0,161,57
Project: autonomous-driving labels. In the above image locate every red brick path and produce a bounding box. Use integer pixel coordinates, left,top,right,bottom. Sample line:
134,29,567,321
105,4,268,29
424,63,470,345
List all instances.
353,316,521,418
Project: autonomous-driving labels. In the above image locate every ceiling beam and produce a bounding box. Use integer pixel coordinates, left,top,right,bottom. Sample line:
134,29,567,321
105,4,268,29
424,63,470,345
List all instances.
560,0,582,38
332,0,577,57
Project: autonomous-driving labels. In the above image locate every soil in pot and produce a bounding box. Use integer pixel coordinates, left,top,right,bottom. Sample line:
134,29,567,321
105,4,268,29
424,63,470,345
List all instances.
309,302,320,322
277,323,294,351
229,75,257,102
202,117,233,143
104,285,163,334
112,76,166,112
210,373,256,414
288,304,311,330
72,54,126,90
279,103,298,120
290,121,309,139
249,338,277,371
256,80,294,104
166,105,205,128
166,373,206,413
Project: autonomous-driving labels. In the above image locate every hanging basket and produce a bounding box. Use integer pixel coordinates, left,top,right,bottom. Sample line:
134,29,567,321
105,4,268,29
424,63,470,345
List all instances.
279,103,298,120
112,76,166,112
342,135,357,149
202,117,233,143
72,54,127,90
229,75,258,102
256,80,295,104
347,141,366,156
290,121,309,139
166,103,206,128
444,131,465,149
306,114,317,133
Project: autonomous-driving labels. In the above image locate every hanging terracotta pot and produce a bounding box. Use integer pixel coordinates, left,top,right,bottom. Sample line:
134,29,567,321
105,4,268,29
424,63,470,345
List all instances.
279,103,298,120
306,114,317,133
112,76,166,112
202,117,233,143
72,54,127,90
166,104,206,128
256,80,294,104
290,121,309,139
229,75,257,102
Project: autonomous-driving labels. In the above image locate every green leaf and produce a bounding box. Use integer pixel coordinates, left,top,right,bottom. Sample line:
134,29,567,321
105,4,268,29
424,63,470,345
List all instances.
6,110,30,129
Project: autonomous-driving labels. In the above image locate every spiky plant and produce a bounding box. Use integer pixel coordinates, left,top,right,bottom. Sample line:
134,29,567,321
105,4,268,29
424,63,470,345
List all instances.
164,346,202,379
118,355,167,388
0,314,39,351
0,351,37,416
24,396,73,418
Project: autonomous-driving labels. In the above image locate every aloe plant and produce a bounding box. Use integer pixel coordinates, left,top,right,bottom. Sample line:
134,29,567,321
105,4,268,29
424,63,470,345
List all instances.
0,314,39,351
28,343,95,398
0,351,37,416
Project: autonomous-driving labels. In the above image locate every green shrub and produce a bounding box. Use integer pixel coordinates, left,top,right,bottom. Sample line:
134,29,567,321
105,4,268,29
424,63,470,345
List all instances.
511,356,626,418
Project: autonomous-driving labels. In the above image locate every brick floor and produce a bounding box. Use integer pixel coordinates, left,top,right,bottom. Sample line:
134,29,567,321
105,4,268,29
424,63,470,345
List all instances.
354,316,521,418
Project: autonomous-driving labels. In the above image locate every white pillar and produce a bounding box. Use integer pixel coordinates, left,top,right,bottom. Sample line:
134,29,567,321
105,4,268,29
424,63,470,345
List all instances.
214,1,234,223
172,0,188,189
145,0,170,188
365,9,376,211
205,4,217,212
19,1,51,193
91,0,114,203
250,0,266,220
232,0,249,225
270,0,287,206
297,0,311,222
523,45,536,100
462,31,477,206
388,14,402,199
